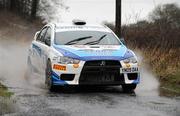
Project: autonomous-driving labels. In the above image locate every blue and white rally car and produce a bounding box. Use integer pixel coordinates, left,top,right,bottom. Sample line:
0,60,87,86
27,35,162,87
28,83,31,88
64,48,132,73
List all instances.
27,20,140,91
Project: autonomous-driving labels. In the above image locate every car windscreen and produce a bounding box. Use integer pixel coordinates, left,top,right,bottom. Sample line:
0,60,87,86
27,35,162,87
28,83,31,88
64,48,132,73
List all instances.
54,31,121,45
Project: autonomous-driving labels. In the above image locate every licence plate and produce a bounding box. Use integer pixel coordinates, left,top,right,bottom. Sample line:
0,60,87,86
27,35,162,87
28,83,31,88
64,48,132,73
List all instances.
120,67,139,73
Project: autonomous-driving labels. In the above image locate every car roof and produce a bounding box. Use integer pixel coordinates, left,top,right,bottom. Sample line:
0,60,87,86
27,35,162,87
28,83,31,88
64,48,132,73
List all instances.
52,22,112,33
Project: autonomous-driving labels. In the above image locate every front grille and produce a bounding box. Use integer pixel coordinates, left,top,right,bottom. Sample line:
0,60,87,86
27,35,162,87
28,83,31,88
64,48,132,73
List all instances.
85,60,121,67
79,60,124,85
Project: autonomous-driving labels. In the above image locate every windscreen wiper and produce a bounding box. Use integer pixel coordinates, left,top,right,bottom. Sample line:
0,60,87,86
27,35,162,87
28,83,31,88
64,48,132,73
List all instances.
65,36,92,45
84,34,107,45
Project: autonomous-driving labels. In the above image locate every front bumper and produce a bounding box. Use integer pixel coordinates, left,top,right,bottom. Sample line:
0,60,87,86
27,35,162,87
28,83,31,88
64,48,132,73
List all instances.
51,60,140,86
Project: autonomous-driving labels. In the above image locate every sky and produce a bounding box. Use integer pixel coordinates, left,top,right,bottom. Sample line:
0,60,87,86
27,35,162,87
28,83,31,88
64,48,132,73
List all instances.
60,0,180,24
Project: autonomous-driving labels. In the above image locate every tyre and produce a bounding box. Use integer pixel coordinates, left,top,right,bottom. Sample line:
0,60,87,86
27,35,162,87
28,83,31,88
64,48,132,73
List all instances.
122,84,137,92
45,60,55,91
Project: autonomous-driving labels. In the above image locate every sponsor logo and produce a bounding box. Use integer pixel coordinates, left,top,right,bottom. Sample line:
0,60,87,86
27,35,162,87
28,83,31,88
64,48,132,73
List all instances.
125,63,131,68
100,61,106,66
85,50,113,56
53,64,66,71
32,44,41,56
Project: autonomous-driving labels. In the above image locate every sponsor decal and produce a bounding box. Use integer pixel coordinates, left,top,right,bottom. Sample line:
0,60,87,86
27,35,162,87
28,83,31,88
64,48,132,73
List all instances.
85,50,113,56
53,64,66,71
32,44,41,56
53,45,133,61
71,45,88,48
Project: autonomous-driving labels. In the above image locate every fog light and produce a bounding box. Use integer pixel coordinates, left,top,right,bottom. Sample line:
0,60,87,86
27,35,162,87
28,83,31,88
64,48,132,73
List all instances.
73,64,79,68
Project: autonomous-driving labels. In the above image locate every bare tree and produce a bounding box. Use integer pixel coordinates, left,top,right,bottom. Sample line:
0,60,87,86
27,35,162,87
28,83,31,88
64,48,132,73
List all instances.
37,0,68,23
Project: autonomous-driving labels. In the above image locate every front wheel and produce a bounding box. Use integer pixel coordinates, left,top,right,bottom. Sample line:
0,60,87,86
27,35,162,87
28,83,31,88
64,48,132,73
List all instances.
122,84,137,92
45,60,55,91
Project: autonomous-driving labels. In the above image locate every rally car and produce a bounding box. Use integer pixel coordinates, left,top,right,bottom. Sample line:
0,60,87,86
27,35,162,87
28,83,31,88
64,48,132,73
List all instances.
27,20,140,91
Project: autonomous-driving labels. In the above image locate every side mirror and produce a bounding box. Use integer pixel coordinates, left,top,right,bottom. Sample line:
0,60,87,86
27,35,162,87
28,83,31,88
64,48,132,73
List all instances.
120,38,126,45
45,37,51,46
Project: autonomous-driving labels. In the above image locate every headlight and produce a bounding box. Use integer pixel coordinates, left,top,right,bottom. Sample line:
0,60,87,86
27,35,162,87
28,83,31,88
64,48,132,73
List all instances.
123,57,137,64
53,56,80,64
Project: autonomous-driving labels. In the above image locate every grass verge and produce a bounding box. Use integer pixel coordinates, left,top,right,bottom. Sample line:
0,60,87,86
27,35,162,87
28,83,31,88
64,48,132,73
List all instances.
159,71,180,96
0,83,15,115
0,83,13,97
141,48,180,96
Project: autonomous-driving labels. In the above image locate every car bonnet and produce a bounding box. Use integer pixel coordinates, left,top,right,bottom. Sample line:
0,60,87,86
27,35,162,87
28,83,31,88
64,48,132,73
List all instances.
53,45,134,61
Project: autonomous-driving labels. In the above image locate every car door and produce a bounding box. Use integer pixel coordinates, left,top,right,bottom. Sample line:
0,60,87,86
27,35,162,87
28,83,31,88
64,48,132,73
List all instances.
39,27,52,71
32,27,48,72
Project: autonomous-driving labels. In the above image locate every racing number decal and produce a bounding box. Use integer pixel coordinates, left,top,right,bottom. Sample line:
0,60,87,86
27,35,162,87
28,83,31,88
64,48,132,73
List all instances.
53,64,66,71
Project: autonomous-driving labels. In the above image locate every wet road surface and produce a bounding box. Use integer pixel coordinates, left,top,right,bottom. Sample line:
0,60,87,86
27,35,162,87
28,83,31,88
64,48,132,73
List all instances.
0,40,180,116
9,86,180,116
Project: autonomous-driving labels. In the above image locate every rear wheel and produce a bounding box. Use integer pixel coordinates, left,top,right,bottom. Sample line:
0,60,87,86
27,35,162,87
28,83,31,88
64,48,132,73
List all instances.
45,60,55,91
122,84,137,92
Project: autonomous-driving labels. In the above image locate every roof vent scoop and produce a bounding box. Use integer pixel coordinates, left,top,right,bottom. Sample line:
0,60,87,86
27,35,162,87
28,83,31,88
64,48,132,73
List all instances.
72,19,86,25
